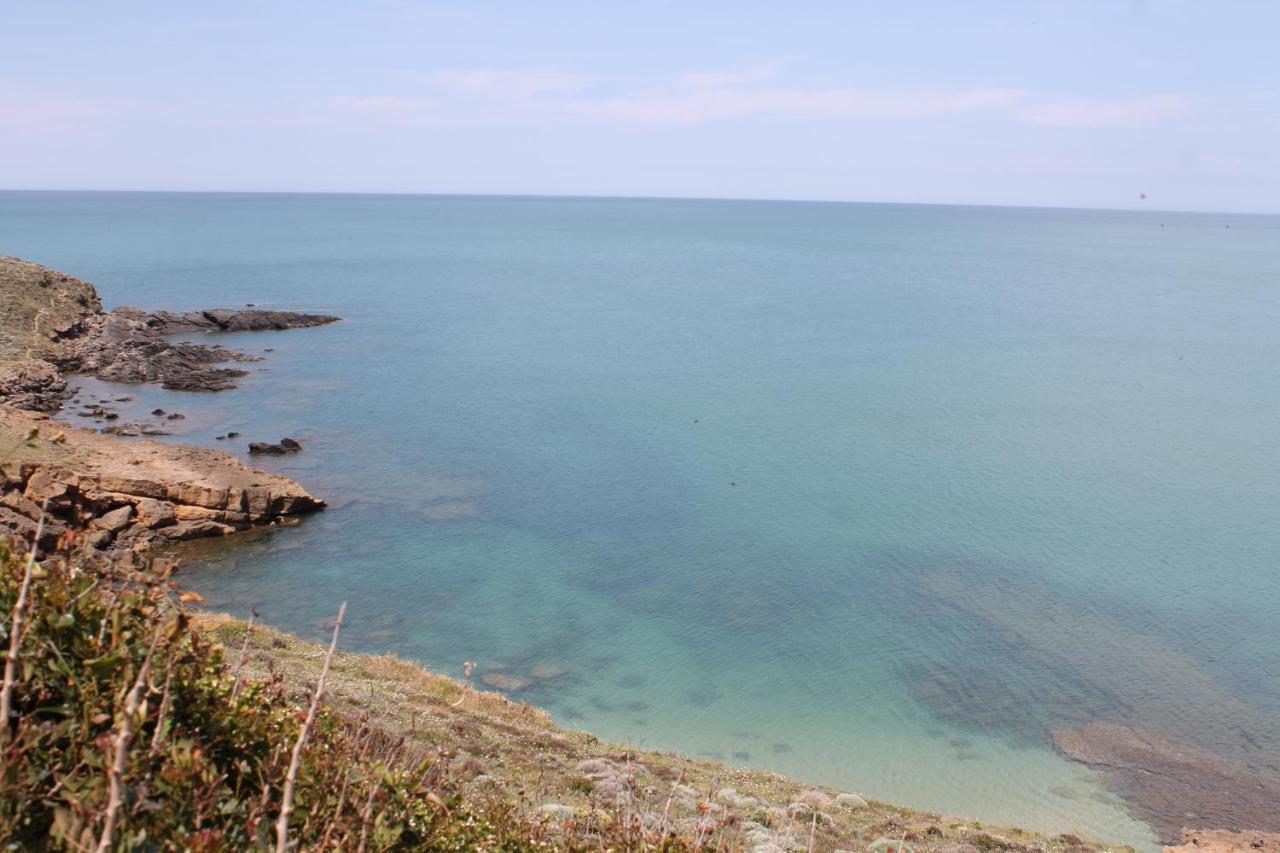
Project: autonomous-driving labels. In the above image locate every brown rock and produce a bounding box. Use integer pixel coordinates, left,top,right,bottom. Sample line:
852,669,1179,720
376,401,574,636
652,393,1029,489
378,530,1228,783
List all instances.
158,519,235,540
89,504,133,532
134,498,177,529
1,489,44,520
84,528,114,549
98,475,168,500
22,466,77,503
167,482,230,510
173,505,227,523
1165,830,1280,853
1,407,325,560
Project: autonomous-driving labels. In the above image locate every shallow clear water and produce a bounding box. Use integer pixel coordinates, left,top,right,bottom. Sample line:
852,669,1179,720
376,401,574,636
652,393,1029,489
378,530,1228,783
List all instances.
6,192,1280,848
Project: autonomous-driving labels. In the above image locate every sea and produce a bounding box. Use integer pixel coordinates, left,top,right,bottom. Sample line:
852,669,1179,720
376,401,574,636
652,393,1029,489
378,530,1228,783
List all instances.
4,191,1279,848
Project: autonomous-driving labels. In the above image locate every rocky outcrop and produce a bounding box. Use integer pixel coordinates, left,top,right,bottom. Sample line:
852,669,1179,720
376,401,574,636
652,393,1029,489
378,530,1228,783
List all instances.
0,257,102,411
0,407,324,566
0,255,340,409
144,308,339,334
248,437,302,455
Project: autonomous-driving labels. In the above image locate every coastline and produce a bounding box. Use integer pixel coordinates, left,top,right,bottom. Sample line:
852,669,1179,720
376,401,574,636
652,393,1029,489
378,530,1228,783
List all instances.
1,253,1275,848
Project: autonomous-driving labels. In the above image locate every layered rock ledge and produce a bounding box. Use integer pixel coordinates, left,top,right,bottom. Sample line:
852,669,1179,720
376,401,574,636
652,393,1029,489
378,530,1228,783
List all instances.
0,255,333,564
1,406,323,566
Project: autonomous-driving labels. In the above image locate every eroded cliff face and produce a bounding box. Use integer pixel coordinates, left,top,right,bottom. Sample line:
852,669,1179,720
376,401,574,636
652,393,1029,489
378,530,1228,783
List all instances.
0,407,323,566
0,256,103,411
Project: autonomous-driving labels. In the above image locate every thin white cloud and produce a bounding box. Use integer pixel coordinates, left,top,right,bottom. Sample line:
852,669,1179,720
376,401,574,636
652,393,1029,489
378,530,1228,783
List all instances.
672,62,790,91
1021,94,1197,128
571,86,1024,125
332,95,431,113
0,92,132,126
326,67,1216,134
435,69,586,100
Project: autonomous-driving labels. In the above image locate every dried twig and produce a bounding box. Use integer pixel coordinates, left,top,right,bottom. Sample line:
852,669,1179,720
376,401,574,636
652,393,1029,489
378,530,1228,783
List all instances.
657,768,684,840
355,773,378,853
95,608,165,853
319,721,369,850
232,607,259,699
274,601,345,853
148,650,175,755
1,497,48,733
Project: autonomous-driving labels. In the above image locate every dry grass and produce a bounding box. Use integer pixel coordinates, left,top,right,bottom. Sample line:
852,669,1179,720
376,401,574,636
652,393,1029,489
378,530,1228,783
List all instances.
199,612,1129,853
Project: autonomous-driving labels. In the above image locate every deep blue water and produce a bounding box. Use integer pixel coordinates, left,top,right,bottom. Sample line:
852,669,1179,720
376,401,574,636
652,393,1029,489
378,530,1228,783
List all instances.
5,191,1280,847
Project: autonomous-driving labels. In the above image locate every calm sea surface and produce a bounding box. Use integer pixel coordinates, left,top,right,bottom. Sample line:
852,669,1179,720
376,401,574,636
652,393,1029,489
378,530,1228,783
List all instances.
5,192,1280,847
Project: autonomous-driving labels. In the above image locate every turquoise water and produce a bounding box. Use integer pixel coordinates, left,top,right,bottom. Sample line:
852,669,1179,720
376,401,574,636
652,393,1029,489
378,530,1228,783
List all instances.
5,192,1280,847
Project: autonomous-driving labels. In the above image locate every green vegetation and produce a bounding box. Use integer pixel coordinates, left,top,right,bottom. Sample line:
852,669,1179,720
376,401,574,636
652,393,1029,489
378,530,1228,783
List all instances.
0,528,1119,851
0,536,541,850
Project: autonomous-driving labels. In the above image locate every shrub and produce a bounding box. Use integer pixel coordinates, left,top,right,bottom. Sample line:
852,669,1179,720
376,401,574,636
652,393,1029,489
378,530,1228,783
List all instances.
0,535,526,851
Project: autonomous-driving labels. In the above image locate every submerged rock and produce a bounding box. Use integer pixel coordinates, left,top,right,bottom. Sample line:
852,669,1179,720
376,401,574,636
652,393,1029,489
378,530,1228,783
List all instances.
1053,722,1280,839
248,437,302,455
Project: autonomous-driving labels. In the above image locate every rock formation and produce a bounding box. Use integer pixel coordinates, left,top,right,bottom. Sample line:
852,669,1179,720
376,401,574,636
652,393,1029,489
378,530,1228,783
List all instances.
1,407,323,566
248,437,302,455
0,256,334,565
0,254,339,409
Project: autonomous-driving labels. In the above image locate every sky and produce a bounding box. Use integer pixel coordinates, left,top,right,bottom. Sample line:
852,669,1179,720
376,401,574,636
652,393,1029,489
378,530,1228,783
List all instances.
2,1,1278,212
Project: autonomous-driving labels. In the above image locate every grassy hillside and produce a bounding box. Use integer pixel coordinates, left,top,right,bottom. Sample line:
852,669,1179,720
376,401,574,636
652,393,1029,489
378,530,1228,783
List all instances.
0,522,1121,850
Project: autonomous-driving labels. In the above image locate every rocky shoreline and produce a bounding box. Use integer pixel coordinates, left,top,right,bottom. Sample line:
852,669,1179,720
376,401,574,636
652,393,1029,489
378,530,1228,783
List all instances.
0,407,324,567
4,254,1279,850
0,254,337,411
0,255,335,565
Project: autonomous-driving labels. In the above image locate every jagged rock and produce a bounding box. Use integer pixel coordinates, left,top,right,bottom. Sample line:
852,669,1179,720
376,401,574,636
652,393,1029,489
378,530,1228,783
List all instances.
0,505,68,548
90,504,133,532
0,257,100,412
1,407,324,561
1,256,340,410
146,308,339,334
248,437,302,455
84,528,114,549
135,498,176,529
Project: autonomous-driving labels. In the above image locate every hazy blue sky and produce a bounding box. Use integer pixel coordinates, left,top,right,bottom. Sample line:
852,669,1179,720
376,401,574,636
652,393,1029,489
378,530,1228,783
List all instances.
2,1,1277,211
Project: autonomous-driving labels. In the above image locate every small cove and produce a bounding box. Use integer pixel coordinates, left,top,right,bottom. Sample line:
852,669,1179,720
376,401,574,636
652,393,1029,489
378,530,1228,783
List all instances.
11,191,1280,848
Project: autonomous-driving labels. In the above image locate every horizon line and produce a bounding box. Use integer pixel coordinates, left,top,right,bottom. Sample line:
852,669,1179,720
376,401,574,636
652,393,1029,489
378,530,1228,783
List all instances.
0,186,1273,218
